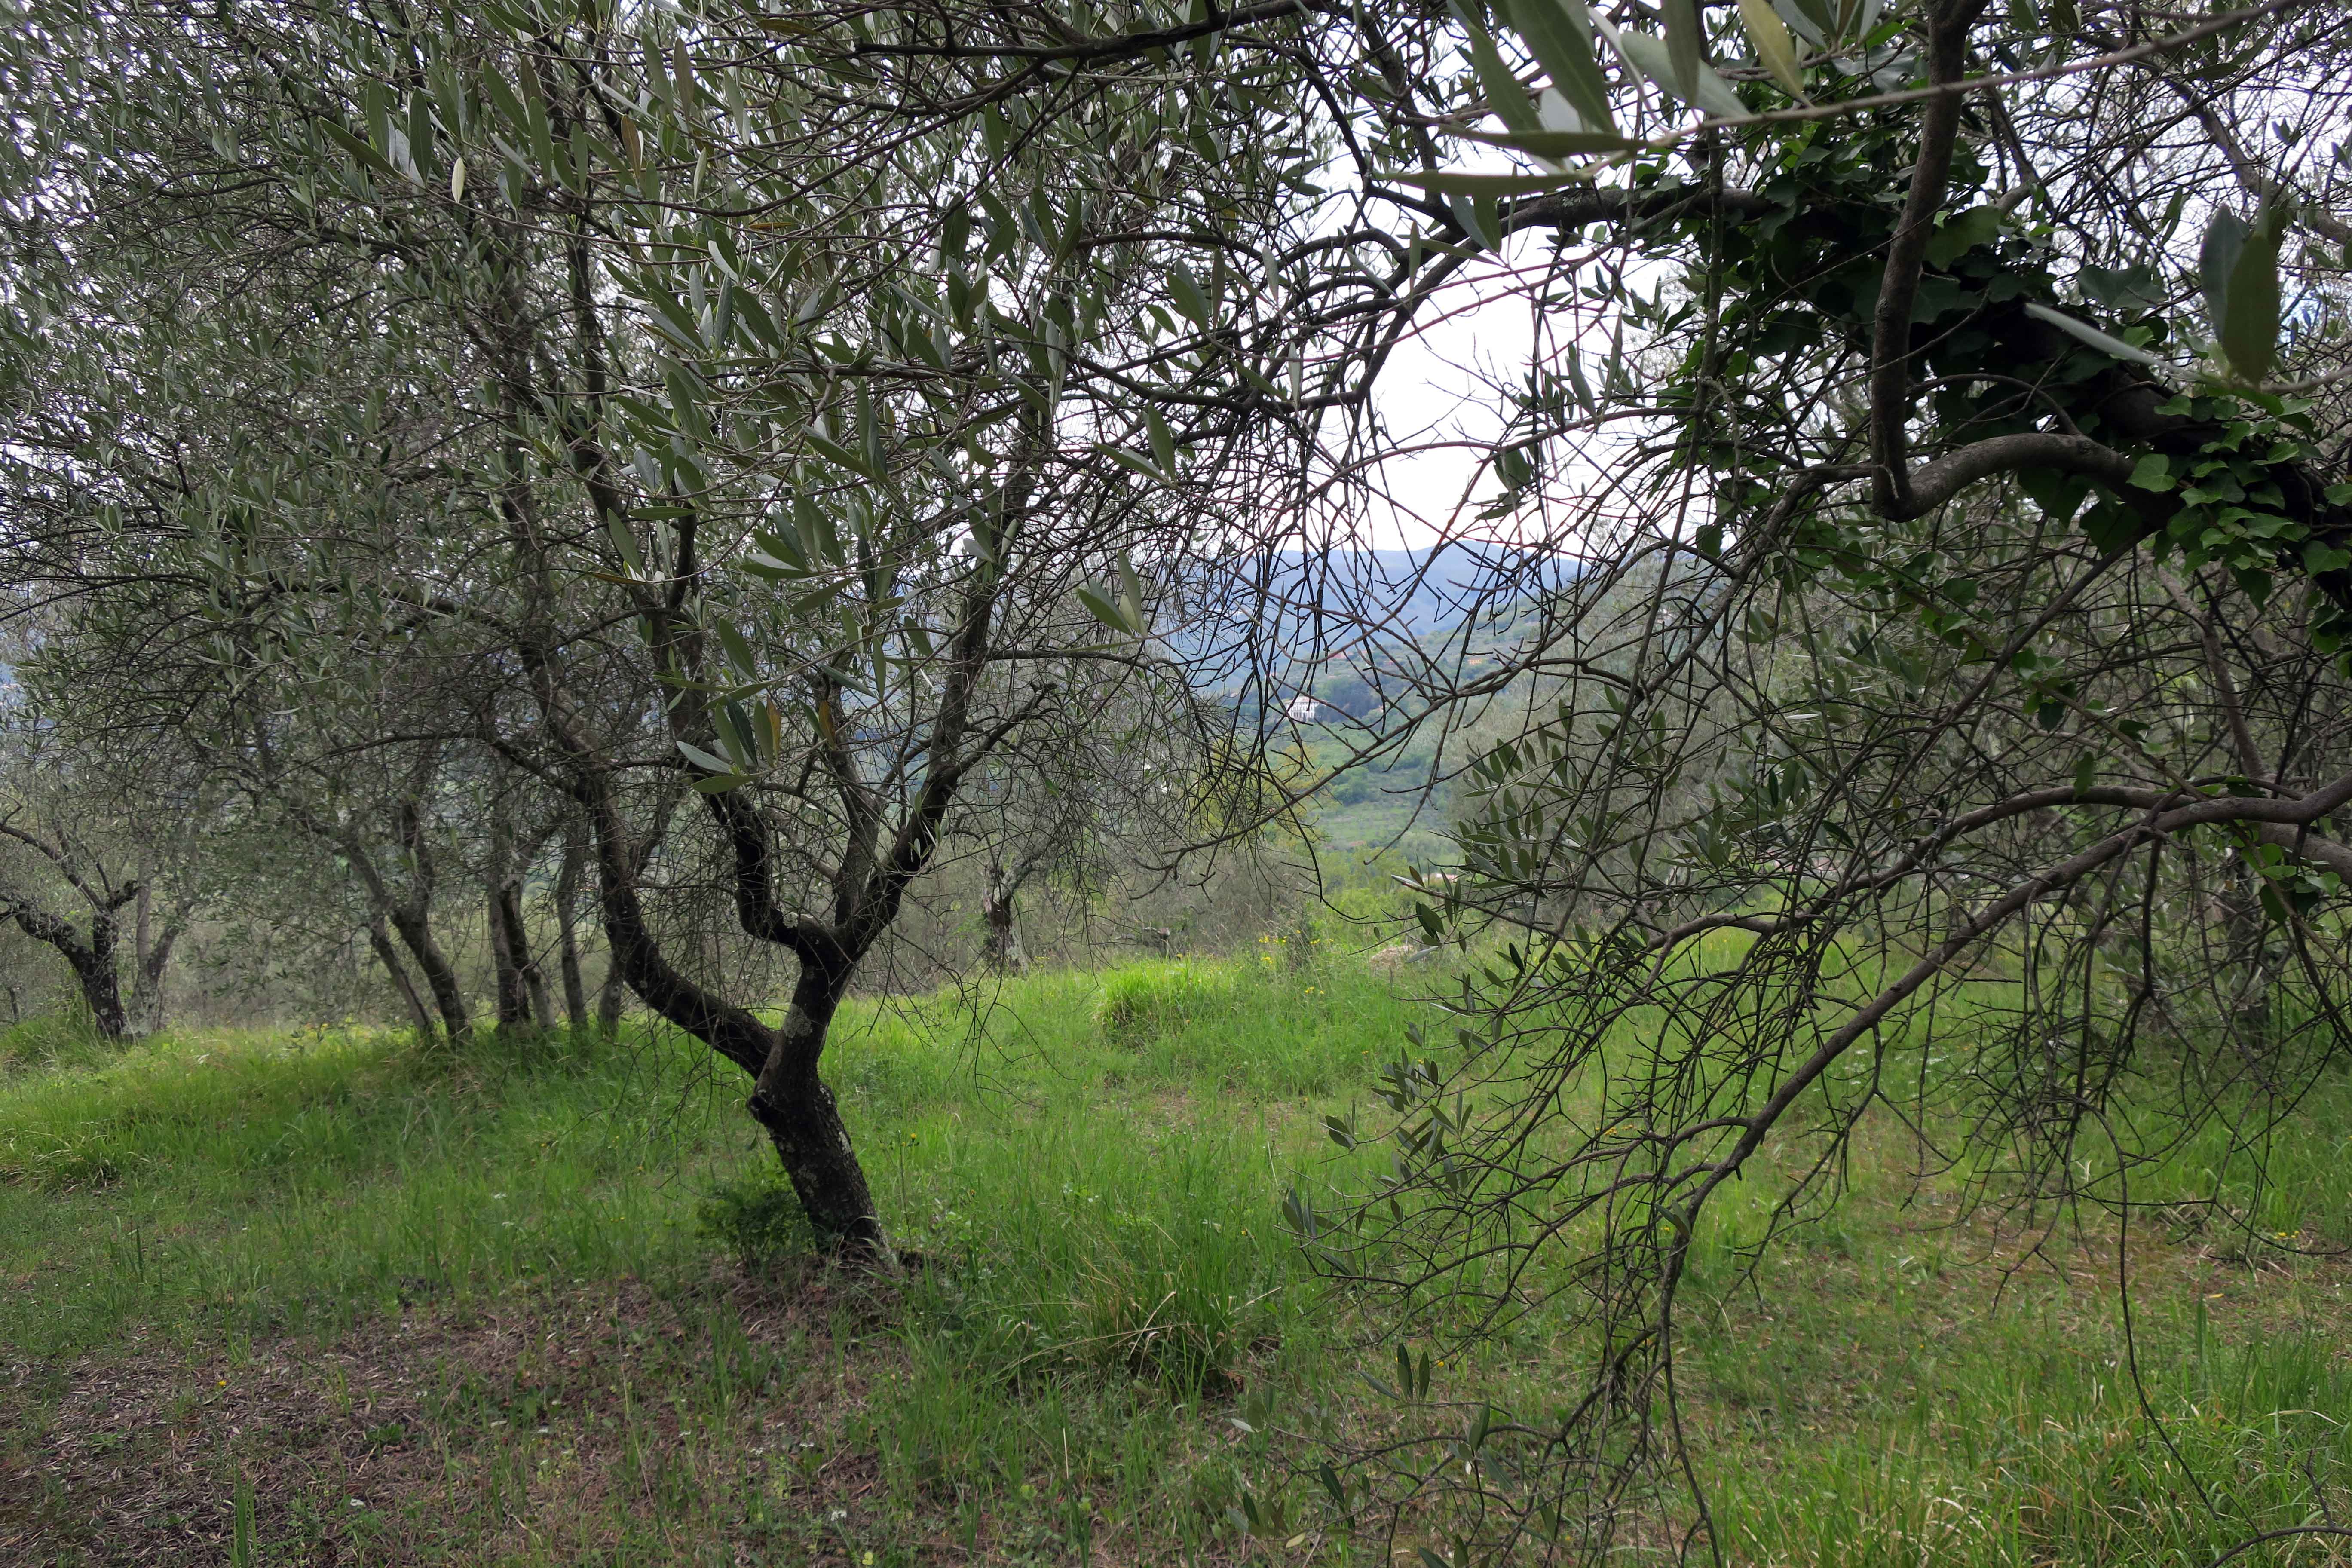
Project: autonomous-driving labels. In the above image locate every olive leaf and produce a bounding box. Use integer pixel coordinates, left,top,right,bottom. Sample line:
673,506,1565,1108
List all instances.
1739,0,1808,98
1492,0,1617,136
1601,21,1746,118
1451,2,1546,133
1455,126,1645,156
1661,0,1705,101
2023,303,2160,367
1387,168,1606,196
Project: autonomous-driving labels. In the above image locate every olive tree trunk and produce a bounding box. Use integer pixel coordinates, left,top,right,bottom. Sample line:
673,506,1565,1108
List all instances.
10,903,131,1040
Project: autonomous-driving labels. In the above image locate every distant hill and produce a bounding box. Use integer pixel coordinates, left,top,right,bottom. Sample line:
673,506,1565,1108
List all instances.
1171,542,1571,718
1250,541,1573,639
1165,543,1573,865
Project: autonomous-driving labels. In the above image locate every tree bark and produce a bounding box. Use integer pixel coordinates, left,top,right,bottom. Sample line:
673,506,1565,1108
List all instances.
126,883,191,1035
387,898,472,1046
367,913,440,1041
555,816,590,1031
981,859,1029,971
596,956,626,1035
324,781,473,1046
748,957,886,1253
489,879,546,1029
485,803,535,1029
10,903,130,1040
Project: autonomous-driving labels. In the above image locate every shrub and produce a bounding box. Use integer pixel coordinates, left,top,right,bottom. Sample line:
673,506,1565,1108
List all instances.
0,1126,128,1191
696,1172,815,1270
1093,963,1232,1042
0,1012,115,1077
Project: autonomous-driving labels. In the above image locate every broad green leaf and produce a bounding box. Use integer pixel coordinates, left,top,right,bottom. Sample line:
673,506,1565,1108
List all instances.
805,428,872,478
715,700,763,766
606,514,646,575
1493,0,1617,135
2220,208,2286,383
1103,444,1170,481
2200,209,2247,344
320,120,396,180
1451,192,1503,249
740,552,805,581
663,362,711,444
514,56,556,173
1923,205,2003,267
1565,344,1596,413
733,289,781,350
1145,408,1177,472
1116,552,1149,632
1739,0,1807,98
481,66,528,138
642,288,702,353
2022,303,2159,366
856,383,885,476
713,619,760,678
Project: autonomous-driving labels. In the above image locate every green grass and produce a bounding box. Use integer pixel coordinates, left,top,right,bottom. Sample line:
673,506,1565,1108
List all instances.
1,956,2349,1565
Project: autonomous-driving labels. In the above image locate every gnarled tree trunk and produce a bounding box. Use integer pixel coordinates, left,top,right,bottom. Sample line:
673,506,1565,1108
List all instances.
10,902,130,1040
748,953,885,1252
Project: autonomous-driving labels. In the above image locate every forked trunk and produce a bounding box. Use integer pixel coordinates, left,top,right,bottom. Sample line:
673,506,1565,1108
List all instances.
981,865,1028,971
70,936,129,1040
11,905,130,1041
488,881,537,1029
386,906,472,1046
367,914,441,1041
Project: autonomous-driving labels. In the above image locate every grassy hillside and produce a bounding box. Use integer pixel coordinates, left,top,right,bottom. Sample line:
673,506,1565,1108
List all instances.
3,958,2349,1565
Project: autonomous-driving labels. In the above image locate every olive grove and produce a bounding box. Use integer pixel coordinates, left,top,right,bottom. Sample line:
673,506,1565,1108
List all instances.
4,0,2351,1547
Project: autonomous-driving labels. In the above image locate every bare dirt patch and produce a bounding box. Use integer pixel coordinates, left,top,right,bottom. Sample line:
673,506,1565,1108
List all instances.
0,1266,895,1565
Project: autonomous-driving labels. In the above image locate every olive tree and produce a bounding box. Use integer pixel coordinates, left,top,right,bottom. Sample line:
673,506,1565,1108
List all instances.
0,0,1322,1257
